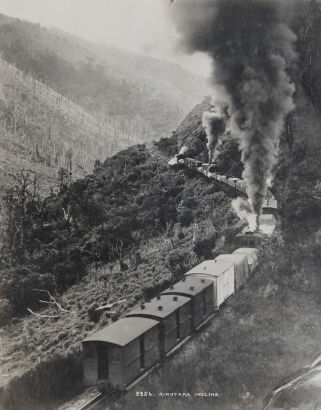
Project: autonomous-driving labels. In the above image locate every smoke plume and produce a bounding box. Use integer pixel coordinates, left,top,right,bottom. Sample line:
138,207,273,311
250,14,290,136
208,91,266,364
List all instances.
232,197,257,231
171,0,296,215
179,145,188,156
202,103,227,163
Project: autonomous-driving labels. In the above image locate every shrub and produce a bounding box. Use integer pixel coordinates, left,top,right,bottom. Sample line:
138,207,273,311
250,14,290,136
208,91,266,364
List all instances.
0,268,56,315
193,235,216,259
0,298,12,327
177,206,193,227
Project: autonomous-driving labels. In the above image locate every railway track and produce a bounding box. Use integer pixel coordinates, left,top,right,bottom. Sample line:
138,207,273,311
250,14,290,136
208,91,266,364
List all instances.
78,392,105,410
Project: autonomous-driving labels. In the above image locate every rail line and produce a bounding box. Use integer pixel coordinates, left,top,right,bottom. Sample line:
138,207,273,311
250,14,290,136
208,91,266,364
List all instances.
149,148,248,194
78,392,105,410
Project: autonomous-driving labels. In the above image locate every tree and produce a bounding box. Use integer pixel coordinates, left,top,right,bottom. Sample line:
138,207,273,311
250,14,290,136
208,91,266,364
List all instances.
57,167,68,191
65,148,73,185
0,298,12,326
1,171,41,262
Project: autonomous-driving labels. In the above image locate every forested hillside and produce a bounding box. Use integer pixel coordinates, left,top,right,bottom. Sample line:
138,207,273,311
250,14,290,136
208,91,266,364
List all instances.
0,13,209,138
0,13,210,195
0,57,130,192
0,140,245,409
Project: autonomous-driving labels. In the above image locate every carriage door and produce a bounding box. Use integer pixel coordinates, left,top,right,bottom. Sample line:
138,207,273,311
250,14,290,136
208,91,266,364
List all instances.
97,344,109,380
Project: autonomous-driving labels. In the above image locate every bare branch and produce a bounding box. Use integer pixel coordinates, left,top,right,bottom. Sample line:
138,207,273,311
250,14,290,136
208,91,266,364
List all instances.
32,289,70,313
39,300,57,305
95,298,126,311
27,308,60,318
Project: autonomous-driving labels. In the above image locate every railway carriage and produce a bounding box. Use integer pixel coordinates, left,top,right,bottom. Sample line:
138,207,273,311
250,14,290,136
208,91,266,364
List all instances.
161,277,214,329
199,163,211,176
215,253,249,290
233,248,259,273
258,214,277,236
184,158,202,169
184,259,235,309
126,294,192,357
227,177,240,189
234,231,265,249
262,197,278,217
82,317,160,389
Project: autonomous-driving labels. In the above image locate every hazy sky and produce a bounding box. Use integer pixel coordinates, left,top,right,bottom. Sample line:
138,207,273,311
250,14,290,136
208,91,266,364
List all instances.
0,0,212,78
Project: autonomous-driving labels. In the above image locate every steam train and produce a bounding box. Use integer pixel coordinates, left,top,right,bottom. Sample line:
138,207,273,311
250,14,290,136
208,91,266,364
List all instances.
169,154,278,216
81,156,278,392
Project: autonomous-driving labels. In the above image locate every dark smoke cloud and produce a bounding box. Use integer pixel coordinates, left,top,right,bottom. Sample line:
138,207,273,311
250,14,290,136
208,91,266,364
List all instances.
171,0,297,215
202,104,226,162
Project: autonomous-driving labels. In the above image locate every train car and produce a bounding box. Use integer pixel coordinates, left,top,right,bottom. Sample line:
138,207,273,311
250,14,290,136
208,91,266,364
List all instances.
258,214,277,236
82,317,160,389
235,179,247,193
215,174,227,182
161,278,214,330
233,248,259,273
168,153,186,166
215,253,249,290
199,163,211,176
227,177,240,189
262,197,278,217
184,158,202,170
184,259,235,309
234,231,265,249
126,294,192,358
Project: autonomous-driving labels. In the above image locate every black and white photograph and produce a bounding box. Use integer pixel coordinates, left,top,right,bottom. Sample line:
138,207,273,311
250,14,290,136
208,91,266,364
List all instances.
0,0,320,409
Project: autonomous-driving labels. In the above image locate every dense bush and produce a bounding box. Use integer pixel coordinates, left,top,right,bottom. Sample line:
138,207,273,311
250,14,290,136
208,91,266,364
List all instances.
0,145,233,317
0,267,56,315
193,235,217,259
0,298,12,326
0,352,83,410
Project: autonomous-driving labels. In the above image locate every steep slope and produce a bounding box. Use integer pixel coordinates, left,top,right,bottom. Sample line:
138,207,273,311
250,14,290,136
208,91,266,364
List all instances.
0,57,136,193
0,13,210,139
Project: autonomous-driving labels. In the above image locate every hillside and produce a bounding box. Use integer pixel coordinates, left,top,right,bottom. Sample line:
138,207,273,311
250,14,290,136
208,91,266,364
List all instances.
0,57,136,194
0,12,210,195
0,13,210,139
